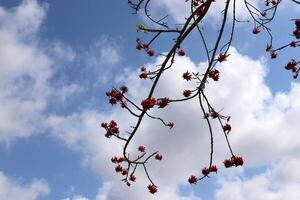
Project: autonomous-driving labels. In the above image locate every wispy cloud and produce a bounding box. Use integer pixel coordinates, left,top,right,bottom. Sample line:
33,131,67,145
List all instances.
0,171,50,200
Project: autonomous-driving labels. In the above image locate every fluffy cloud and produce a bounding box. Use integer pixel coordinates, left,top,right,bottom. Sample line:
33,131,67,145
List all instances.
0,0,50,142
47,45,300,199
0,0,80,142
62,196,89,200
149,0,259,23
0,171,49,200
215,157,300,200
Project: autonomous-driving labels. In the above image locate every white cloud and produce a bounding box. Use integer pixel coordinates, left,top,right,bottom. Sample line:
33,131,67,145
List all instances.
47,46,300,199
0,0,50,142
0,171,50,200
62,196,89,200
149,0,259,23
0,0,80,142
215,158,300,200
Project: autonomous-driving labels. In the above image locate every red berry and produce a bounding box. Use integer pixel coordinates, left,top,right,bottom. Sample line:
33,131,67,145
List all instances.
155,154,163,160
147,50,155,57
183,90,192,97
223,159,234,168
147,184,157,194
202,167,210,176
156,97,169,108
182,71,192,81
141,98,157,110
210,165,218,173
129,175,136,182
252,27,260,34
188,175,197,184
223,123,231,134
233,156,244,166
115,165,123,172
138,145,146,152
177,49,185,56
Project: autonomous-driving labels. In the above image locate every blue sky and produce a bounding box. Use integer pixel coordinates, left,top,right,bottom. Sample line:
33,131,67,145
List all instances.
0,0,300,200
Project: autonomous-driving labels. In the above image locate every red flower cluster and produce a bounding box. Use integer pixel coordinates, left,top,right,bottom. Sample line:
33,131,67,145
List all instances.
141,97,157,110
177,49,185,56
210,111,219,118
208,69,220,81
223,156,244,168
129,175,136,182
210,165,218,173
195,6,204,17
138,145,146,152
183,90,192,97
167,122,174,129
252,27,260,34
217,53,229,62
270,51,277,59
192,0,205,7
139,67,148,79
223,123,231,134
266,44,272,52
147,49,155,57
290,41,298,47
147,184,158,194
293,19,300,39
182,71,192,81
155,153,163,160
265,0,278,6
202,167,210,176
202,165,218,176
101,120,120,138
188,175,197,184
115,165,123,172
266,44,277,59
157,97,170,108
139,72,148,79
111,156,125,164
136,39,155,57
106,89,124,106
285,60,297,72
122,169,128,175
120,86,128,93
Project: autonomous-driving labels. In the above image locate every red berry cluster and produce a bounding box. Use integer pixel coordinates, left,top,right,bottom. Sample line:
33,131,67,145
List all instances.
101,120,120,138
188,175,197,184
265,44,277,59
252,27,260,34
208,69,220,81
188,165,218,185
141,97,157,110
147,184,158,194
217,53,229,62
223,123,231,134
182,71,192,81
166,122,174,129
139,66,148,79
203,110,219,119
285,60,299,79
136,39,155,57
111,156,137,187
293,19,300,39
157,97,170,108
138,145,146,152
106,87,128,107
192,0,205,7
183,90,192,97
177,49,186,56
265,0,278,6
223,156,244,168
155,153,163,160
202,165,218,176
